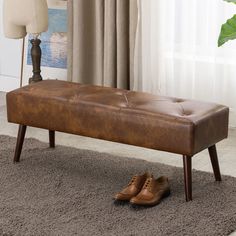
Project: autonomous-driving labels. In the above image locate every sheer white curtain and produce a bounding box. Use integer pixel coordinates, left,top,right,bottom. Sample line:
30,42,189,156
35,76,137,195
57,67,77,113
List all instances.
135,0,236,127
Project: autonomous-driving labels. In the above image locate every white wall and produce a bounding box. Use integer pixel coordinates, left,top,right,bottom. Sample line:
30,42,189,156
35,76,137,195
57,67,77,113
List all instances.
0,0,22,92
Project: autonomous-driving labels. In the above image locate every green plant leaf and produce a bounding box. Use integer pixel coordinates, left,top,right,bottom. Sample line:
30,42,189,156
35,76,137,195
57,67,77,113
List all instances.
218,14,236,47
224,0,236,3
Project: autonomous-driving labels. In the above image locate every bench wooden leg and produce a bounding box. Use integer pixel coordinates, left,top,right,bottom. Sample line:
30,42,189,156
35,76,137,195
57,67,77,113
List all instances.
208,145,222,181
14,125,27,163
49,130,55,148
183,155,192,202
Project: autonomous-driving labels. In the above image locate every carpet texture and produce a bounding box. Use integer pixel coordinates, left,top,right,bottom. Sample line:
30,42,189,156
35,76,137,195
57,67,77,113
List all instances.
0,135,236,236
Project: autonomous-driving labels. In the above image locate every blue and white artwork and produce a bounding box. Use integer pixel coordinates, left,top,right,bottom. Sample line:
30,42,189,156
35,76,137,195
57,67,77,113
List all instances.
27,8,67,69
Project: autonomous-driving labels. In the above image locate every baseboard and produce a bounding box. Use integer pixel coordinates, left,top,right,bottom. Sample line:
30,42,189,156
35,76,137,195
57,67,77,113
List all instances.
229,109,236,128
0,75,20,92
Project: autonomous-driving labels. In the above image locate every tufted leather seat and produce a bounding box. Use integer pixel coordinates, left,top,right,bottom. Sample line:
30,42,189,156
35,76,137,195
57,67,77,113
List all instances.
7,80,229,156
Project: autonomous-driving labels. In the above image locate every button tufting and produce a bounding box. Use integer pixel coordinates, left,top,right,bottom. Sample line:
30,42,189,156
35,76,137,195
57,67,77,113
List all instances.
182,111,192,116
174,99,184,103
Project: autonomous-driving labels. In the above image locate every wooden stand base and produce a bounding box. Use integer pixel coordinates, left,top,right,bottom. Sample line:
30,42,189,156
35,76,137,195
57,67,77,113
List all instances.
29,38,43,84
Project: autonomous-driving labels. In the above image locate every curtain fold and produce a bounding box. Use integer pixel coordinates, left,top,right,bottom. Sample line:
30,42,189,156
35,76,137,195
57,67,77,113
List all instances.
67,0,138,89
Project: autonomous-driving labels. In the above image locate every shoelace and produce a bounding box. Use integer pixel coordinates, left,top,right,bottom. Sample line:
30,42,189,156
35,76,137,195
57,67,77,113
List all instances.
143,178,153,191
128,176,137,186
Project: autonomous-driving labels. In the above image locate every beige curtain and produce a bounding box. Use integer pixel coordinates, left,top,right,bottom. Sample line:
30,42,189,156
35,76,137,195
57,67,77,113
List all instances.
67,0,138,89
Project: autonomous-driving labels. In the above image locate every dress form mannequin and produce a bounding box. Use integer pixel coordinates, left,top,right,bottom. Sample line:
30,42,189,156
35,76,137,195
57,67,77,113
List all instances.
3,0,48,83
3,0,48,39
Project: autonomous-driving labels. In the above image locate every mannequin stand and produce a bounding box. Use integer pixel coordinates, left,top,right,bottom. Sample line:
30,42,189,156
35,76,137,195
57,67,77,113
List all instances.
29,38,43,84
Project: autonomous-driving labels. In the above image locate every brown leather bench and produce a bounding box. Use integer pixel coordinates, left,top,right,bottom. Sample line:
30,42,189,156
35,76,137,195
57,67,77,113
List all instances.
6,80,229,201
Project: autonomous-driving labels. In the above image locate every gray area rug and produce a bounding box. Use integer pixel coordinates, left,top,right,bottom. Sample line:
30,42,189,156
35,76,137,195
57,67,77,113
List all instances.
0,135,236,236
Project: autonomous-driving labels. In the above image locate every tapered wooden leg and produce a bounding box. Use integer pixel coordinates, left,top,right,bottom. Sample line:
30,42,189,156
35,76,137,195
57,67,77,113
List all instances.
14,125,27,163
49,130,55,148
183,155,192,202
208,145,222,181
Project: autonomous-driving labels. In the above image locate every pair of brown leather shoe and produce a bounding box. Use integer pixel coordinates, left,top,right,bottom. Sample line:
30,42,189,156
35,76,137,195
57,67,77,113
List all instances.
114,173,170,206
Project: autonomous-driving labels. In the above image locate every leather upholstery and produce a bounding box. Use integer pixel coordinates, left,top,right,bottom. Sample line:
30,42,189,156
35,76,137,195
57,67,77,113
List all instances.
6,80,229,156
